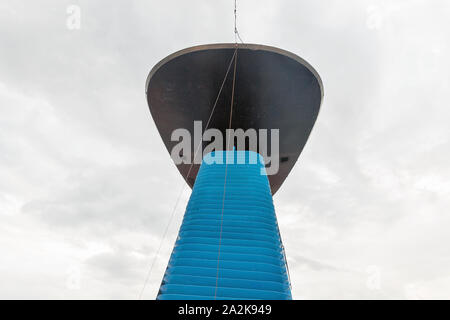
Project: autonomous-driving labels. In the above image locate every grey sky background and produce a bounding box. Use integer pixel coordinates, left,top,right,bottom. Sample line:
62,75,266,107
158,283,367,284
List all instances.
0,0,449,299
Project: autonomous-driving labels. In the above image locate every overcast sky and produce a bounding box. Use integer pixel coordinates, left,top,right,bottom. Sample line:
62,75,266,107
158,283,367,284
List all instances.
1,0,449,299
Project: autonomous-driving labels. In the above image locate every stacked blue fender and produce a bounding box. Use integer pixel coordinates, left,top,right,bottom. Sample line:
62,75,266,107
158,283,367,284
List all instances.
157,151,292,300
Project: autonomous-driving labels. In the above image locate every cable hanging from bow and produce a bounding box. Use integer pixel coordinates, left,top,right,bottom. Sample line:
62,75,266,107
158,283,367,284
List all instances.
234,0,244,44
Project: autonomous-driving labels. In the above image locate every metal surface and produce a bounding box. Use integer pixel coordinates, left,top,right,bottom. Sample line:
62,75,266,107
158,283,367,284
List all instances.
157,151,292,300
146,43,323,194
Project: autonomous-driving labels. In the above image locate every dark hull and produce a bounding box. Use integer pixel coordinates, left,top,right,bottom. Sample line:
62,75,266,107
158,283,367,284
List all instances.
146,43,323,194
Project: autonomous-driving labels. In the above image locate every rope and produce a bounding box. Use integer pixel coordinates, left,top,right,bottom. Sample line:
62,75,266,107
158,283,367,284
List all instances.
234,0,244,44
139,49,238,300
138,183,186,300
214,47,238,300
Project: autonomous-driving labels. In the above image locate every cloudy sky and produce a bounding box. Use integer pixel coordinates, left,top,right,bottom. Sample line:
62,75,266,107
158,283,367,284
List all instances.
1,0,449,299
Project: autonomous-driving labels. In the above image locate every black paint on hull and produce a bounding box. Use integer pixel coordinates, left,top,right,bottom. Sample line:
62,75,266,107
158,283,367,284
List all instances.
146,43,323,194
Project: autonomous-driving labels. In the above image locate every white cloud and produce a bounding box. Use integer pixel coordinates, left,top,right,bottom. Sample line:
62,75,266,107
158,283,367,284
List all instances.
0,0,449,299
